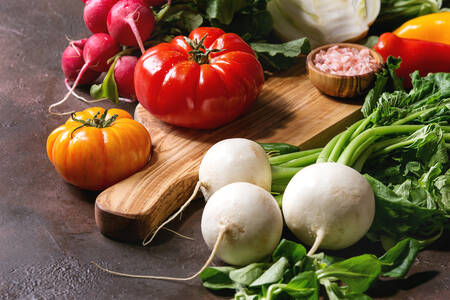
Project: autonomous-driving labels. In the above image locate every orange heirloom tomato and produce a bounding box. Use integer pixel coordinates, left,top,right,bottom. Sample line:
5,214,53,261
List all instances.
47,107,151,191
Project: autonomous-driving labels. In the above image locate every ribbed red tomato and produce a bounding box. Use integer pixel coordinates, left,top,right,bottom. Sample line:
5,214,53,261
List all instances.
134,27,264,129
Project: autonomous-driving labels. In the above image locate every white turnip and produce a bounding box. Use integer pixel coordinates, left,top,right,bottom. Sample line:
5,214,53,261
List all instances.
282,162,375,256
201,182,283,266
143,138,272,246
107,0,155,54
94,182,283,279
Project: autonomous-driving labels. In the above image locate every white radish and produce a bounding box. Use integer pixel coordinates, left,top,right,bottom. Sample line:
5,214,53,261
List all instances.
143,138,272,246
94,182,283,279
282,162,375,256
201,182,283,266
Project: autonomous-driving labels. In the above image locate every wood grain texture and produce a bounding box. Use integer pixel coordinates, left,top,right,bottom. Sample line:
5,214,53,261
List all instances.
306,43,384,98
95,62,363,242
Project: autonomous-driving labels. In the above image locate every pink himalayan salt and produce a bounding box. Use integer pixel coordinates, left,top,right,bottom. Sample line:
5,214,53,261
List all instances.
313,46,379,76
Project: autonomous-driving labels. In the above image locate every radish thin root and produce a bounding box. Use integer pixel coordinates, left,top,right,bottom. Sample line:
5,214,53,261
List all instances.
49,63,90,115
93,228,225,281
127,11,146,54
307,229,325,256
142,181,202,246
163,227,194,241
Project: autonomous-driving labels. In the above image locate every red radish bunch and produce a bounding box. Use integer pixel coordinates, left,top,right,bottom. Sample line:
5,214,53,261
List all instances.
52,0,164,114
61,39,101,85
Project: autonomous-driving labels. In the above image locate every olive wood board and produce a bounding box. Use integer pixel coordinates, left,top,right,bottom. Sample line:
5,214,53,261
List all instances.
95,63,363,243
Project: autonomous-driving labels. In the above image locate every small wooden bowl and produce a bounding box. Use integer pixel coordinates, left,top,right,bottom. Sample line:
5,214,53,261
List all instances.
306,43,384,98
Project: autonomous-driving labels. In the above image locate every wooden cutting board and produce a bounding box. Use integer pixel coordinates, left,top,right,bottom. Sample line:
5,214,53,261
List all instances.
95,62,363,243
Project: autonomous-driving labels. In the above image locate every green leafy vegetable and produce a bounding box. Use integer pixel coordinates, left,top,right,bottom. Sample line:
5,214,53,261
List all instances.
374,0,446,31
90,57,119,104
317,255,381,294
251,38,310,71
379,238,423,278
250,257,289,287
201,238,423,299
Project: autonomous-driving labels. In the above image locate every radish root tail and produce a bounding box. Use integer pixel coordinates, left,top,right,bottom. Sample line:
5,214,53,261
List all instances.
127,12,145,55
49,63,90,116
163,227,194,241
92,228,225,281
142,181,202,246
64,79,106,104
307,229,325,256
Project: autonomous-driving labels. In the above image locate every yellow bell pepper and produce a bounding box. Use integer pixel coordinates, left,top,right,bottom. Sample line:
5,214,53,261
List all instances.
393,12,450,45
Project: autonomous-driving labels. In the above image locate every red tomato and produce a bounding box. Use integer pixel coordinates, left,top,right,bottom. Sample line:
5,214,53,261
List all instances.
134,27,264,129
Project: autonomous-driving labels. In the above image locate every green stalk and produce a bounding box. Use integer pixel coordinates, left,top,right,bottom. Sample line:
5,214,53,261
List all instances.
269,148,322,165
352,145,375,172
337,125,425,166
351,112,375,140
271,165,302,182
271,183,288,193
392,106,444,125
279,152,320,167
348,136,378,167
317,132,343,163
328,120,364,162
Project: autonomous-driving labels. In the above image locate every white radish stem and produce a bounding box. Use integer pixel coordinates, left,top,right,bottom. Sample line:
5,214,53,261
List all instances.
142,181,202,246
49,63,90,115
127,12,146,54
93,228,226,281
307,229,325,256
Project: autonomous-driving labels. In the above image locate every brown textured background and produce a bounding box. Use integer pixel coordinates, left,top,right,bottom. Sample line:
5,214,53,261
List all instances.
0,1,448,299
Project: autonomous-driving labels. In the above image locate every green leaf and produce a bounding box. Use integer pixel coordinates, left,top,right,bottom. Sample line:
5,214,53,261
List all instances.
272,239,307,265
379,238,422,278
205,0,248,24
200,266,240,290
364,174,447,241
321,279,372,300
283,271,319,300
251,38,310,58
229,263,269,285
317,254,381,294
386,56,404,91
90,56,119,104
250,257,289,287
251,38,310,71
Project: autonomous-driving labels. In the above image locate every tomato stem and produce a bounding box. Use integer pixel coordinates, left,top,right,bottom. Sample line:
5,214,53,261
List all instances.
70,109,118,138
185,34,224,65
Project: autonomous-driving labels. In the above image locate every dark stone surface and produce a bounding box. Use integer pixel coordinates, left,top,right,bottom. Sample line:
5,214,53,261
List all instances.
0,1,448,299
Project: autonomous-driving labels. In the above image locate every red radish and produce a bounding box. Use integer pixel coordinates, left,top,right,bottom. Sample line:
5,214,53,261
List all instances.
50,33,120,115
107,0,155,54
61,39,100,85
83,33,120,72
114,56,138,99
84,0,119,33
142,0,167,5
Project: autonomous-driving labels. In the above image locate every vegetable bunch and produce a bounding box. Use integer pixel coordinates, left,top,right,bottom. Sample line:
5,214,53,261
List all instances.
269,59,450,244
201,237,425,299
55,0,311,115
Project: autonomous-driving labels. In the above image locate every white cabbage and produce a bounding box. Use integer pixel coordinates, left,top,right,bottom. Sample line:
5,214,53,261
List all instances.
267,0,380,48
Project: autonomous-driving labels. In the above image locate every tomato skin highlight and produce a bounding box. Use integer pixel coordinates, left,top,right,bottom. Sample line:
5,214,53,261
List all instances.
134,27,264,129
47,107,151,191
